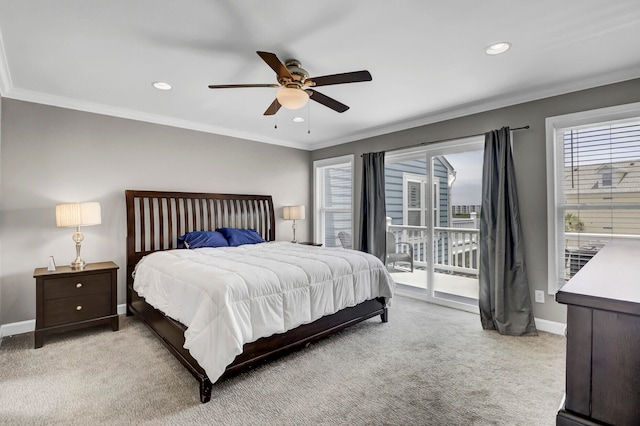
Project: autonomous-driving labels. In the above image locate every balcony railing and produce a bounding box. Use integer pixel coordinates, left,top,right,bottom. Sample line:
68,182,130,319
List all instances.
388,224,479,277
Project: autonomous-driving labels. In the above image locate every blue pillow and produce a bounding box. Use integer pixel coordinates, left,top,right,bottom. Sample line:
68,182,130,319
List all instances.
217,228,266,247
178,231,229,249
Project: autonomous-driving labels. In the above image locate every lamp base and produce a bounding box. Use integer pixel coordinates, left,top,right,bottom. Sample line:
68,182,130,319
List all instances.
71,230,86,269
71,259,86,270
291,220,297,244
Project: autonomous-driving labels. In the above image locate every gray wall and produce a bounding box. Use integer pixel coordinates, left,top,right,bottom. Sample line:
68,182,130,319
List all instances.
0,99,311,325
311,78,640,324
3,79,639,327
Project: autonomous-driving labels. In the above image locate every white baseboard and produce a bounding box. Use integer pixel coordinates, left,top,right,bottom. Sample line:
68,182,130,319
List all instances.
0,319,35,338
0,303,565,338
395,290,566,336
534,318,566,336
117,303,127,315
0,304,128,338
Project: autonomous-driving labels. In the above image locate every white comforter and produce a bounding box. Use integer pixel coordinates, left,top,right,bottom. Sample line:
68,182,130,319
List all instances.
133,241,395,383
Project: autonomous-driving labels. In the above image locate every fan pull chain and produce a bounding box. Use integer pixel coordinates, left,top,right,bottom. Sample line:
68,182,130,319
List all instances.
307,102,311,134
274,113,277,130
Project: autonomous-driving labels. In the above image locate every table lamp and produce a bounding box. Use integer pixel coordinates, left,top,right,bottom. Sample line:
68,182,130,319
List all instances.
56,202,102,269
283,205,305,243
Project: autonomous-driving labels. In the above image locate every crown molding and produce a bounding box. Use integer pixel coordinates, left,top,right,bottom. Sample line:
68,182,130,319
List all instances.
306,67,640,151
0,29,12,96
4,87,308,150
2,58,639,153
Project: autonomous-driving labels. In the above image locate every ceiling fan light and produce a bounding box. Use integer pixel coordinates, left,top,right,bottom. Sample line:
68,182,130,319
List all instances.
276,87,309,109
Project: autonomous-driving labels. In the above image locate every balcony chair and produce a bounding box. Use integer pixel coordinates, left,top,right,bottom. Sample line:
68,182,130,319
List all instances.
338,231,352,249
386,231,414,272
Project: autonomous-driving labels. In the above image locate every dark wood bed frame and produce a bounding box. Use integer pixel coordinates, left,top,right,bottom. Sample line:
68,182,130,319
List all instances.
125,189,388,402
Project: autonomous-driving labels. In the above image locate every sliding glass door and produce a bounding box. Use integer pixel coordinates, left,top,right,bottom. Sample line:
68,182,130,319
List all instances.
385,137,484,313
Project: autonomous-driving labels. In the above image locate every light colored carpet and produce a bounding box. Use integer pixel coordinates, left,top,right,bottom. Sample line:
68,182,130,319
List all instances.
0,296,565,425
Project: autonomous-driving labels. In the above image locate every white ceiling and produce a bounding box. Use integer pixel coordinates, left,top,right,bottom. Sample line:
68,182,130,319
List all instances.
1,1,640,151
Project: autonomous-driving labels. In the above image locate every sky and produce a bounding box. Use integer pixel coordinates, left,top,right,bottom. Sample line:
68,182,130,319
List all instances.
446,149,484,206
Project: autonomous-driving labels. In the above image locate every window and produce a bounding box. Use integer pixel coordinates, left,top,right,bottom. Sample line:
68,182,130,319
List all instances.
432,178,440,227
403,173,426,226
546,102,640,293
599,169,615,188
314,155,354,248
402,173,440,227
385,137,483,313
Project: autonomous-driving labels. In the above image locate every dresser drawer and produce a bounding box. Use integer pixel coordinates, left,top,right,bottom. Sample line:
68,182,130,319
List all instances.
43,293,112,327
43,272,111,300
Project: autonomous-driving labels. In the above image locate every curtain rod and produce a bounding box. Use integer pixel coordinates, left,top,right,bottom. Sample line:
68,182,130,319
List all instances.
362,125,530,157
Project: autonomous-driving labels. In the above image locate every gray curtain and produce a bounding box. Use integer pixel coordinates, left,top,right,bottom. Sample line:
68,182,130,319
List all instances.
359,152,387,263
479,127,537,336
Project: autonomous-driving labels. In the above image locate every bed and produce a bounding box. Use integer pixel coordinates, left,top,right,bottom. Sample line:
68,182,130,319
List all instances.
125,190,393,402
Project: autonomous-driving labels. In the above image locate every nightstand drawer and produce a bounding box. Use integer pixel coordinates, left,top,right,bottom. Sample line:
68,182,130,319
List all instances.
43,272,111,300
43,293,112,328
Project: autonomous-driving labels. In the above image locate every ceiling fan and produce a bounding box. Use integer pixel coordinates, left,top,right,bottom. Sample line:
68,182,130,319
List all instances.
208,51,372,115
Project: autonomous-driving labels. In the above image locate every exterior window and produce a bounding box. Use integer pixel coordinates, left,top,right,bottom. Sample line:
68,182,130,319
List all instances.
546,103,640,293
598,169,616,188
313,155,354,248
404,174,425,226
402,173,440,227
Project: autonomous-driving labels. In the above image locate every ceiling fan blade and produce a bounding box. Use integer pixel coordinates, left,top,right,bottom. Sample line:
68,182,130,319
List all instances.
307,89,349,113
208,84,279,89
309,70,372,87
263,99,282,116
256,51,293,80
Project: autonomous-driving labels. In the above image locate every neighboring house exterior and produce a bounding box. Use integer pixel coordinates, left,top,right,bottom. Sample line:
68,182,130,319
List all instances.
563,158,640,276
451,205,482,216
385,156,457,266
564,159,640,236
385,156,454,228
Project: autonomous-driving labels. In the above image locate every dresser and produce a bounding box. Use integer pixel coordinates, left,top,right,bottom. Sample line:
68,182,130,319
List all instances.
34,261,119,348
556,240,640,426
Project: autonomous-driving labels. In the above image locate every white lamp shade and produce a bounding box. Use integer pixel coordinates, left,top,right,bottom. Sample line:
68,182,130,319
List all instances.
276,88,309,110
56,202,102,227
283,205,305,221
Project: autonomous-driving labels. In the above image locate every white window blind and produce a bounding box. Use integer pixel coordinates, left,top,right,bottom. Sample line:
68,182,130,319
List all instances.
556,119,640,286
314,156,353,248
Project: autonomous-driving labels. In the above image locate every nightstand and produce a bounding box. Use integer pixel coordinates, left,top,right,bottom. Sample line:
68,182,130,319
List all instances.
34,261,119,348
298,242,323,247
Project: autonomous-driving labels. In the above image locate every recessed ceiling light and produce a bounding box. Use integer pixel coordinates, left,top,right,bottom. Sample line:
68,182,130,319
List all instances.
485,42,511,55
152,81,172,90
292,117,305,123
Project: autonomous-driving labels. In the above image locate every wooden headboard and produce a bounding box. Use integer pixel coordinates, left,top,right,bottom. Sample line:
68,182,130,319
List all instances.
125,190,275,289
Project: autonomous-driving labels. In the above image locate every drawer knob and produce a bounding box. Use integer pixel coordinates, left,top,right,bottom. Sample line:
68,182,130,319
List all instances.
76,305,82,311
76,283,83,288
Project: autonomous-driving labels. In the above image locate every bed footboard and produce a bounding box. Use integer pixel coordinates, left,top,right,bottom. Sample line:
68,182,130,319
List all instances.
128,284,387,402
